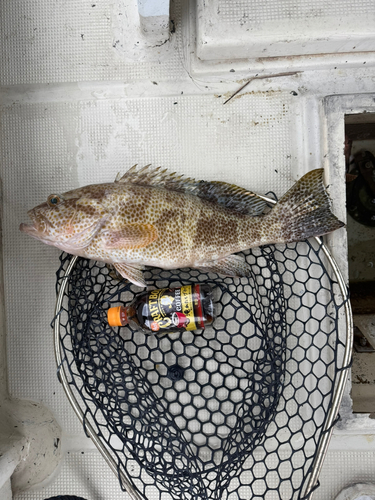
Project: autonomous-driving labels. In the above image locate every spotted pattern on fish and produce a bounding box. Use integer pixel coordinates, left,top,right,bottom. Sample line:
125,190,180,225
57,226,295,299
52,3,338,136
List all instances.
20,167,344,287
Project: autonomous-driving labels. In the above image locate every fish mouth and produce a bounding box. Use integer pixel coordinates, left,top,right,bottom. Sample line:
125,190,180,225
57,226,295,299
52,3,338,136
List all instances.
20,209,52,239
19,222,39,236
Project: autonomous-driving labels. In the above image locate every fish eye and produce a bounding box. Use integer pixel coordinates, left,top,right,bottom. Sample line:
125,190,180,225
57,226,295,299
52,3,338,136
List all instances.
47,194,61,206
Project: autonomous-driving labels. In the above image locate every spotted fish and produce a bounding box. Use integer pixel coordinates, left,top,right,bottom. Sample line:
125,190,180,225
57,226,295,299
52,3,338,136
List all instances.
20,166,344,287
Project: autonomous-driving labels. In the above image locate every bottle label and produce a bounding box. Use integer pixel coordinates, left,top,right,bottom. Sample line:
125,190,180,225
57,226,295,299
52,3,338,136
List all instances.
147,285,204,332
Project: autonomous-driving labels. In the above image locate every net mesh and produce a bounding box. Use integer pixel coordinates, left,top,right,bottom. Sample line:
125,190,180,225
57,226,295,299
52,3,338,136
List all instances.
55,239,350,500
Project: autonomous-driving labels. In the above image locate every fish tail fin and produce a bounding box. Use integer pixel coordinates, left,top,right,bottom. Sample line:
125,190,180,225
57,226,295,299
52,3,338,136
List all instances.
265,169,345,243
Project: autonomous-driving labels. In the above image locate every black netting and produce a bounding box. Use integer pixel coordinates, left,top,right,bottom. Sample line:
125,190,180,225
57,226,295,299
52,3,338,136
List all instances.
44,497,88,500
54,239,350,500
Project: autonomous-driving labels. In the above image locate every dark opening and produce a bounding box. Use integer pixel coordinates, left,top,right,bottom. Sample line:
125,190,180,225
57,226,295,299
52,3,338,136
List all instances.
345,112,375,416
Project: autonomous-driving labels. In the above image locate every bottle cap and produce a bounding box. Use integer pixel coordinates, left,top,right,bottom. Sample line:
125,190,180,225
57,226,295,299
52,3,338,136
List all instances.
107,306,127,327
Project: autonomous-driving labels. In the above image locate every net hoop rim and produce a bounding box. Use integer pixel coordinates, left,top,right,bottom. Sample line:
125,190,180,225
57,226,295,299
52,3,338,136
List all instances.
53,229,353,500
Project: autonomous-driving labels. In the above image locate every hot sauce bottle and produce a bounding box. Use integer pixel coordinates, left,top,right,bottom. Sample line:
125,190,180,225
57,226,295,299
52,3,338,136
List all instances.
107,284,214,335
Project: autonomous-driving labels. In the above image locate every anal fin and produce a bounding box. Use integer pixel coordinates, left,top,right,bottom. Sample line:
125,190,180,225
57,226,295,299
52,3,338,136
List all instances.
196,254,251,278
113,262,147,288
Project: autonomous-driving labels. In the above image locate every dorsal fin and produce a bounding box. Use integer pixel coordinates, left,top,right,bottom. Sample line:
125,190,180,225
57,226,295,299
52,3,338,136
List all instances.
116,165,267,215
194,180,267,215
115,164,199,193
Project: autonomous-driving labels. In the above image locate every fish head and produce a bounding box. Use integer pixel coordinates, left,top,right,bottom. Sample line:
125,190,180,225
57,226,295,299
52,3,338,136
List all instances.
20,192,109,251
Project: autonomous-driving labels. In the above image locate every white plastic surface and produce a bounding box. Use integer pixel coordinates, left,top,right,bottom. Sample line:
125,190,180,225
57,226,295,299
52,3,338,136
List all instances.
197,0,375,61
0,0,183,85
0,0,375,499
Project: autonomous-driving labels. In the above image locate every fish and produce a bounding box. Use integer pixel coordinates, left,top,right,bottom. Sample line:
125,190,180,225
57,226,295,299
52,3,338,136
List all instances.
20,165,344,287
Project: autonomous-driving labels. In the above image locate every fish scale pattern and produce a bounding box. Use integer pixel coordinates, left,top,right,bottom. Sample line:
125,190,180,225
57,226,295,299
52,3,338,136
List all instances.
55,238,349,500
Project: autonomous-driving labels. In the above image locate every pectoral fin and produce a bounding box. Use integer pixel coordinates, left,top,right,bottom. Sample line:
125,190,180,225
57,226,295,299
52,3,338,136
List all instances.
102,224,158,250
196,254,251,277
113,262,147,288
